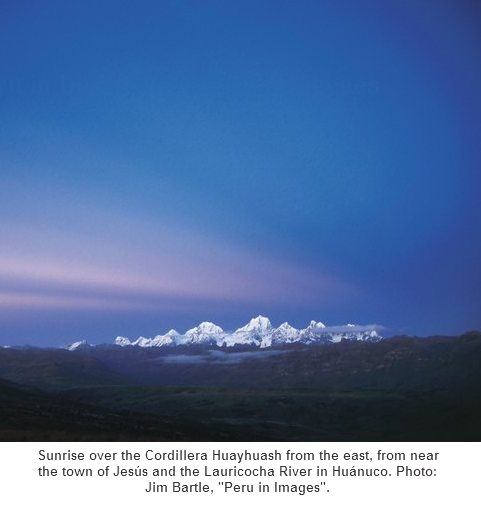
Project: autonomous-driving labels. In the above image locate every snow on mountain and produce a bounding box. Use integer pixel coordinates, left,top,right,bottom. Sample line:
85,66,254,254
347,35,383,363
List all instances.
108,316,383,349
149,330,178,347
180,321,224,345
231,316,274,346
299,320,330,343
186,321,223,336
312,324,382,343
115,336,131,347
222,331,260,347
132,336,153,347
236,315,273,334
63,340,90,351
126,329,180,347
329,329,381,343
271,322,301,346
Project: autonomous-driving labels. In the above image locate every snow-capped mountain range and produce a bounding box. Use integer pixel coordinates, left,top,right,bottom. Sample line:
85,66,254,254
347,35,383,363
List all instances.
101,316,381,350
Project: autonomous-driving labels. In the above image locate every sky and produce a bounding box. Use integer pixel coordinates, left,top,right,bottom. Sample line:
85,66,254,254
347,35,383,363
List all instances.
1,0,480,346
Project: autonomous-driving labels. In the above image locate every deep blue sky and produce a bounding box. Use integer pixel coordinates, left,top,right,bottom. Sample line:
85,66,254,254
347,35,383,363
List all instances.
1,0,480,345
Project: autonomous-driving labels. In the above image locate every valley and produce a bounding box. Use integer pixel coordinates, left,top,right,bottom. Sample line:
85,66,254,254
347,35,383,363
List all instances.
1,331,480,441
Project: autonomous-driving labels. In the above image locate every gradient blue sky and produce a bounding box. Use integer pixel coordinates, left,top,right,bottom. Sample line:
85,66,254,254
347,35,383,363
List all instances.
1,0,480,345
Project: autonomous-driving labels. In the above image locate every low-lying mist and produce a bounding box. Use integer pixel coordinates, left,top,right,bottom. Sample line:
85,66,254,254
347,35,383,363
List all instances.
153,349,289,365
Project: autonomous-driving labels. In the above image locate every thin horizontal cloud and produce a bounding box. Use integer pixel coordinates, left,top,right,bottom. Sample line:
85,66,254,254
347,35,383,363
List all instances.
0,250,353,309
0,212,357,312
0,290,173,312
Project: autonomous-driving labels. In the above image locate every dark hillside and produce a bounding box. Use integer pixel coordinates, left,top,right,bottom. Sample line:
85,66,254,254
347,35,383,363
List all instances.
1,333,480,441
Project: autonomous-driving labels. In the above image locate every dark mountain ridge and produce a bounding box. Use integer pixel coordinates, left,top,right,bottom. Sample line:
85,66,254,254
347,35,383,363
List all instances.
0,332,480,441
2,332,479,390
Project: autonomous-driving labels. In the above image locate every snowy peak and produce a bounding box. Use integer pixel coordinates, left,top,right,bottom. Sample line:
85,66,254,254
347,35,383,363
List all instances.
132,336,152,347
235,315,272,334
300,322,329,344
233,316,274,347
115,336,131,347
277,322,297,333
181,321,224,345
63,340,90,351
150,334,175,347
271,322,300,345
186,321,223,336
308,320,326,329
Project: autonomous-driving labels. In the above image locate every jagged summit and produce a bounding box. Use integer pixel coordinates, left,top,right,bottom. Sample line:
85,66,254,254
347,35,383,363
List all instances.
63,340,90,351
270,322,300,346
101,317,383,349
308,320,326,329
64,317,382,351
277,322,297,332
186,321,223,336
235,315,272,334
181,322,224,345
115,336,131,346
